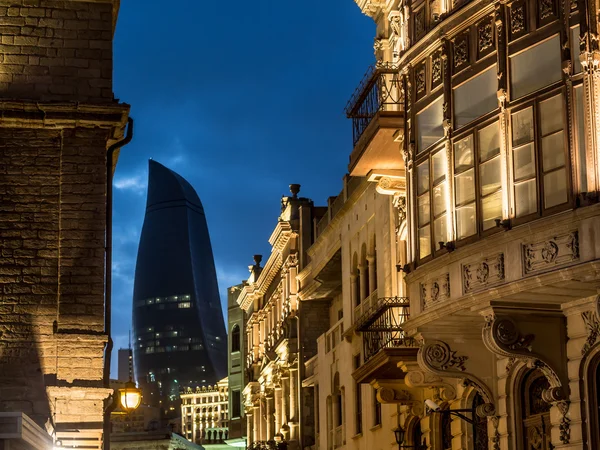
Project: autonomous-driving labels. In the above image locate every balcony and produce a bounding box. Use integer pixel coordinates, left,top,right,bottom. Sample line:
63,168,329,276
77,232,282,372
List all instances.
352,297,418,385
345,63,405,177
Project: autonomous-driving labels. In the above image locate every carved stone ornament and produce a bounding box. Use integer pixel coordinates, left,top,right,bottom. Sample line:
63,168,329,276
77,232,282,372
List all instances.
478,19,494,54
510,3,525,35
522,231,579,275
393,194,407,230
462,253,505,294
491,416,501,450
431,52,442,84
557,401,571,444
404,369,457,401
376,176,405,195
414,9,425,38
415,64,426,95
539,0,554,19
454,35,469,68
581,307,600,356
420,273,450,310
421,340,468,372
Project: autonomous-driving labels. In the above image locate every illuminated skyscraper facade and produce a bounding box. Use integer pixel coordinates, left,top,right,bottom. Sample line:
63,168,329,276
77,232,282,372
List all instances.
133,160,227,414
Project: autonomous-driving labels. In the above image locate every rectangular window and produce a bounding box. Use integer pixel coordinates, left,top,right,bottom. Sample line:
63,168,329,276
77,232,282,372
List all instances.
454,135,476,239
479,121,502,230
454,65,498,128
510,35,562,100
179,302,192,309
232,390,241,418
571,25,582,74
573,84,587,192
373,388,381,426
511,93,568,218
354,355,362,435
417,96,444,152
432,149,448,246
417,161,431,259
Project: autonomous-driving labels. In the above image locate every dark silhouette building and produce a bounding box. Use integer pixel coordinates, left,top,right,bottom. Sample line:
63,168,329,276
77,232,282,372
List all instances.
132,160,227,415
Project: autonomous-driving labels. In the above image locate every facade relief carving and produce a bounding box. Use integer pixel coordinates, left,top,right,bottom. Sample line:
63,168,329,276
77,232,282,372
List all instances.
510,3,525,35
420,273,450,310
522,231,579,275
462,253,505,294
404,369,457,402
581,307,600,356
453,34,469,68
477,18,494,55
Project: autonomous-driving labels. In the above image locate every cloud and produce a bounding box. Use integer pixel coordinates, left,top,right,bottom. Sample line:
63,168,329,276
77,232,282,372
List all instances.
114,174,147,195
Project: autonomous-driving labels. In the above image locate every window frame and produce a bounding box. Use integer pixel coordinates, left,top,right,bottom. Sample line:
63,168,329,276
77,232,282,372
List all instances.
507,86,573,227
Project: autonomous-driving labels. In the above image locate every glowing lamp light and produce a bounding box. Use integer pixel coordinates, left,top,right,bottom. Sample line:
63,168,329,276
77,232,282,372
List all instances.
119,379,142,412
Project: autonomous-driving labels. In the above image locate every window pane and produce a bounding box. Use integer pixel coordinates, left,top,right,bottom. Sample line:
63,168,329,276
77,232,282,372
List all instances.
454,65,498,127
432,149,447,183
433,181,447,216
434,215,448,244
510,35,562,99
418,195,431,226
572,26,582,74
455,169,475,205
454,135,474,172
479,121,500,162
544,168,568,208
417,96,444,152
417,162,430,195
513,143,536,180
542,131,565,171
482,191,502,230
456,205,476,239
512,107,534,146
480,157,502,196
540,94,564,136
419,226,431,258
574,85,587,192
515,179,537,217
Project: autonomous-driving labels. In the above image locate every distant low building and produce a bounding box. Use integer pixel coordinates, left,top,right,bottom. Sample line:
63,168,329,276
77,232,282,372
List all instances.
110,431,203,450
180,378,229,449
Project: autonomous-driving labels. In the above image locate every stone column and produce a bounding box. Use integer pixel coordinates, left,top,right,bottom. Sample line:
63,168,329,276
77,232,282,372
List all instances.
282,375,289,426
266,394,275,440
350,273,358,307
275,387,283,434
253,406,260,443
247,409,253,445
367,255,376,295
289,367,298,440
260,397,267,441
359,264,367,302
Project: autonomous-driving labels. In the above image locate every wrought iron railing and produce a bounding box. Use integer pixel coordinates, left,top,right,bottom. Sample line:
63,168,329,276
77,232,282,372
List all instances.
248,441,288,450
355,297,418,363
345,63,404,146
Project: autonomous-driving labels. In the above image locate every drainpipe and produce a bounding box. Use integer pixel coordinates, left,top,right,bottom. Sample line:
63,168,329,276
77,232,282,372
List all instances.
103,117,134,450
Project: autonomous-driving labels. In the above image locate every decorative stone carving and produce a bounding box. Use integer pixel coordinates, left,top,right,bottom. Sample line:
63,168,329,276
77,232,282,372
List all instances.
376,177,405,195
421,340,467,372
393,195,407,230
510,3,525,35
462,253,504,294
506,356,517,373
404,369,457,401
431,51,442,85
475,402,496,418
581,308,600,356
522,231,579,275
539,0,554,19
478,19,494,55
454,34,469,68
420,273,450,310
389,3,410,53
557,401,571,444
494,317,534,351
491,416,501,450
414,9,425,38
415,64,426,95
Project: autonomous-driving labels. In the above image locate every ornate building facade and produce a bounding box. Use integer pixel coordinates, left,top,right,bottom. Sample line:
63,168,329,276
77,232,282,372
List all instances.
228,284,248,446
331,0,600,449
238,186,331,450
180,377,230,447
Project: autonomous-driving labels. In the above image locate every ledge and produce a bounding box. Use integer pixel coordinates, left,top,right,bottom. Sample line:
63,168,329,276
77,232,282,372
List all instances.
0,412,53,450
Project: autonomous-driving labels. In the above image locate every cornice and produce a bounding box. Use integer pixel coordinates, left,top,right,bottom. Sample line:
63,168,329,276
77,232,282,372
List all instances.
269,221,293,251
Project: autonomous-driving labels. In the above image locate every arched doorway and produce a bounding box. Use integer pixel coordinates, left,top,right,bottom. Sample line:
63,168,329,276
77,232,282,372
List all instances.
521,370,551,450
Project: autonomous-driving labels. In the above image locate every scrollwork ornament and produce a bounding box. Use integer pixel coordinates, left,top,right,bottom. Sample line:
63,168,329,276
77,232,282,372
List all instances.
475,402,496,418
556,401,571,444
581,309,600,356
422,340,468,371
493,317,534,351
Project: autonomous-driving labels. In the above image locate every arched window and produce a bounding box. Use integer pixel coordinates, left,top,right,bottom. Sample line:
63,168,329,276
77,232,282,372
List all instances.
441,406,452,450
231,325,241,353
352,253,361,307
521,369,551,450
472,393,488,450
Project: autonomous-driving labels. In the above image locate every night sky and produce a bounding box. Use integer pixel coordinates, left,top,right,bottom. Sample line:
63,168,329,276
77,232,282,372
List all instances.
110,0,374,375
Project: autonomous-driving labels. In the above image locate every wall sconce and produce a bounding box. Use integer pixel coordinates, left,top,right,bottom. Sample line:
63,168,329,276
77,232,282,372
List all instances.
393,426,426,450
494,218,511,231
438,241,455,252
118,379,142,412
396,264,411,274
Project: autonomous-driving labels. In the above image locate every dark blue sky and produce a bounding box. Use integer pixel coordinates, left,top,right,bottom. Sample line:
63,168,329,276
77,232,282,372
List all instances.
110,0,374,375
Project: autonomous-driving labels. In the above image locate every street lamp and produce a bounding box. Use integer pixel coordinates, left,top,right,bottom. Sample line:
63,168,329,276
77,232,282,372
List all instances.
118,379,142,412
393,426,427,450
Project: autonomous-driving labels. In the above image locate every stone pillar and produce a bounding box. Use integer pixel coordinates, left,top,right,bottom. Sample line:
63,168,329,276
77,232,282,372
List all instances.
289,367,298,440
266,394,275,440
282,375,289,426
247,409,253,445
367,255,376,295
260,397,267,441
359,264,367,302
275,387,283,433
350,273,358,307
253,406,260,443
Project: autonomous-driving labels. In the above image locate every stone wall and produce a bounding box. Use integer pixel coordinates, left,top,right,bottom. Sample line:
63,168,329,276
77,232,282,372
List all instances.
299,300,330,361
0,0,115,102
0,0,128,448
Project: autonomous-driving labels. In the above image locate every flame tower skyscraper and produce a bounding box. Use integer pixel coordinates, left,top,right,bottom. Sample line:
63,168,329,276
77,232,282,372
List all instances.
132,160,227,414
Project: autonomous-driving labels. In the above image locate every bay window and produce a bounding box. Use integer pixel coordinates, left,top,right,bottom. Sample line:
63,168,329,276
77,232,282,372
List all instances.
417,96,444,152
510,91,569,219
453,65,498,128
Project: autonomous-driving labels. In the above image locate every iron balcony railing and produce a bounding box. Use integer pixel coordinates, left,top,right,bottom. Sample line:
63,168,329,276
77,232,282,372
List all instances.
355,296,418,363
248,441,288,450
345,62,404,146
